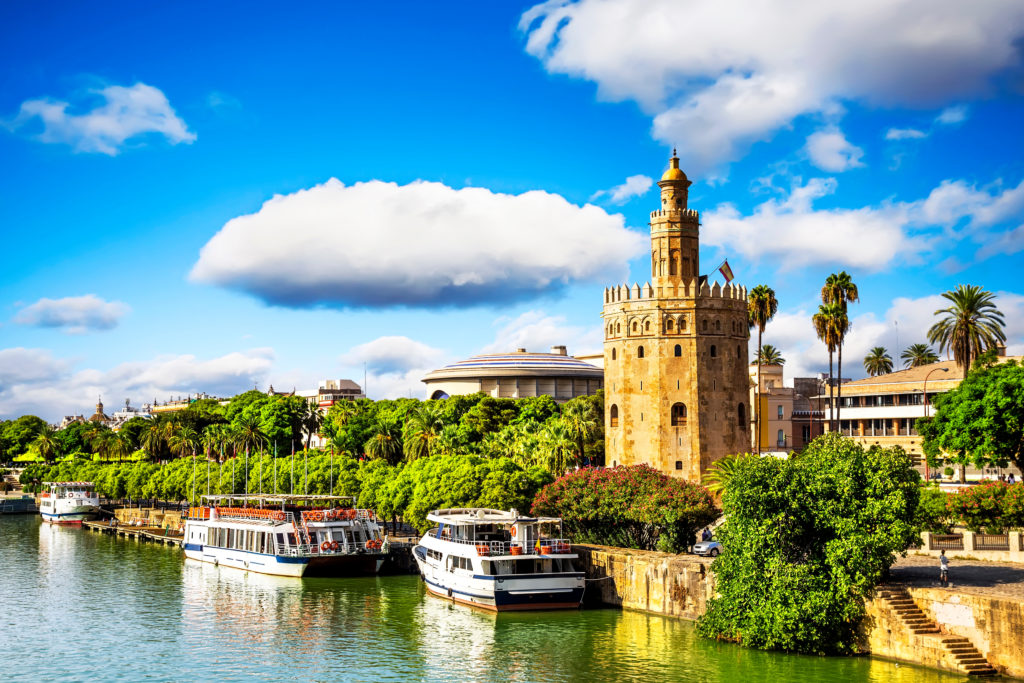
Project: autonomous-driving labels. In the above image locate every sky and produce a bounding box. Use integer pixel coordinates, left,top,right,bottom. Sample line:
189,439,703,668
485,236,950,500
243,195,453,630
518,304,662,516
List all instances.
2,0,1024,422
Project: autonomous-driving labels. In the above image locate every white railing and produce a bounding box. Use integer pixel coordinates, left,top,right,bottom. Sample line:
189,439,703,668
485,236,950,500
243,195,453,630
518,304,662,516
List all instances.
437,536,573,556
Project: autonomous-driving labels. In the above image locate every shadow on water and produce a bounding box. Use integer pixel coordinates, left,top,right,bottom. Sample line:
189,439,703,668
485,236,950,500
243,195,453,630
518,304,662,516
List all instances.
1,516,966,682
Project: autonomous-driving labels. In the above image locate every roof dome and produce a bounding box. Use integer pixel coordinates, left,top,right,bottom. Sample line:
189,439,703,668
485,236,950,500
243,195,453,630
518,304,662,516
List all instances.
422,349,602,382
660,149,688,182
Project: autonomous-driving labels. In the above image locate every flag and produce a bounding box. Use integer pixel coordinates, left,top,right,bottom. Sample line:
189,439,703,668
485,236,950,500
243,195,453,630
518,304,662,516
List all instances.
718,259,734,283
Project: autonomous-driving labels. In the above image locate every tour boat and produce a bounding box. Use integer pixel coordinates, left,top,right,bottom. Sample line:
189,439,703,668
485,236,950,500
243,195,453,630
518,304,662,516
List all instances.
182,495,388,578
413,508,585,611
38,481,100,524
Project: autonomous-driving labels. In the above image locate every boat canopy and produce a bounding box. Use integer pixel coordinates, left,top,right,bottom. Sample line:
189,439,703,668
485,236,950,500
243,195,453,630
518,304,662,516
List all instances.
43,481,95,488
426,508,562,526
199,494,354,506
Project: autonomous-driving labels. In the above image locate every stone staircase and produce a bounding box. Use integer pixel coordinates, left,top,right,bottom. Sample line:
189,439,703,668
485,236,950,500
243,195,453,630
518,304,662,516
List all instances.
878,586,998,677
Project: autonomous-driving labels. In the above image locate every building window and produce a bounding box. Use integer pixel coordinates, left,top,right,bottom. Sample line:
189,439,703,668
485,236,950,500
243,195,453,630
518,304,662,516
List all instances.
737,403,746,427
737,345,741,358
632,322,637,333
616,323,621,334
802,425,810,441
715,320,721,331
671,402,687,426
667,319,674,332
777,429,785,446
669,251,678,276
710,345,717,358
674,344,681,357
675,461,683,470
611,348,617,360
681,318,687,331
645,320,650,332
702,320,708,331
777,405,783,419
610,405,619,427
638,346,645,358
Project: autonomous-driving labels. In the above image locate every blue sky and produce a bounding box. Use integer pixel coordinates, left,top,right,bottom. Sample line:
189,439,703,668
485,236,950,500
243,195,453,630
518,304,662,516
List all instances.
2,1,1024,421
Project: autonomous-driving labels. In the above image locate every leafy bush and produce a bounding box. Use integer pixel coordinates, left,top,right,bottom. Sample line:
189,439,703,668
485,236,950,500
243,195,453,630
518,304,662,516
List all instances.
945,481,1024,533
915,485,953,534
697,434,921,655
530,465,718,553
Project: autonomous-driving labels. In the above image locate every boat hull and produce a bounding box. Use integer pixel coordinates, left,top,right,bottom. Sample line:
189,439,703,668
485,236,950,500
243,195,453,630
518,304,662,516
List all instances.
183,544,309,578
421,575,584,611
304,553,386,577
41,507,98,524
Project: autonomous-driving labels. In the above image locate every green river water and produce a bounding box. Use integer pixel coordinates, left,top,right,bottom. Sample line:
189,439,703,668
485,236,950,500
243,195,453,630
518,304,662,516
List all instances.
1,516,967,682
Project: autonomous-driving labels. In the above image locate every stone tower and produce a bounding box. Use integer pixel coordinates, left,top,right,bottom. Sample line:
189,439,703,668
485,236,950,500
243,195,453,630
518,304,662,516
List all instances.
601,151,751,481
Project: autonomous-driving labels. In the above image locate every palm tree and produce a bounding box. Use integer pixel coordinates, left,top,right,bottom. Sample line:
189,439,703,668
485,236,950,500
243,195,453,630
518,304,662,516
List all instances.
813,302,846,432
403,402,444,462
140,423,166,462
300,401,324,451
560,399,599,464
365,414,403,465
539,421,577,475
901,343,940,369
927,285,1006,375
863,347,893,376
34,427,61,463
756,344,785,365
106,433,131,462
233,414,268,455
168,426,201,458
821,272,858,428
747,284,778,455
703,453,750,494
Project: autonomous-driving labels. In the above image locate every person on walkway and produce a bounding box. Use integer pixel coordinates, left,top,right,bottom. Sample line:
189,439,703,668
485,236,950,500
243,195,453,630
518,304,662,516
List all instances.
701,527,712,542
939,550,949,587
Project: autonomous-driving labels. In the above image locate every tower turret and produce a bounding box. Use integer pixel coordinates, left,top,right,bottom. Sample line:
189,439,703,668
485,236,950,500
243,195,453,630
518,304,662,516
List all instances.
650,149,700,287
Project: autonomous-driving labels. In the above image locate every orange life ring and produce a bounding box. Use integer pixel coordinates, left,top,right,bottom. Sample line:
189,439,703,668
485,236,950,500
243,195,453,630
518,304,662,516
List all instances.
321,541,331,552
365,540,373,549
330,541,339,551
273,511,285,521
510,526,516,538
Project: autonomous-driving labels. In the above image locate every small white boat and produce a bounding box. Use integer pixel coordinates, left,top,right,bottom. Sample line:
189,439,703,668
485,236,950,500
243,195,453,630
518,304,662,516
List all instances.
39,481,99,524
183,495,388,578
414,508,584,611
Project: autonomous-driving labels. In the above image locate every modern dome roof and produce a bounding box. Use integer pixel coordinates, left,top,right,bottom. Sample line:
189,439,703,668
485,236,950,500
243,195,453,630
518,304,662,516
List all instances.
422,349,602,382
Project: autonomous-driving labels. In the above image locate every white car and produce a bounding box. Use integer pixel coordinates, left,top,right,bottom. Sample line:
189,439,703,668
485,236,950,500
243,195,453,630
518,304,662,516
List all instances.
692,540,722,557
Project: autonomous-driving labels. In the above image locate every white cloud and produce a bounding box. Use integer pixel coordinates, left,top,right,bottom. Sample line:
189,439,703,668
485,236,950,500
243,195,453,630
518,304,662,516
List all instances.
339,336,446,374
8,82,195,155
14,295,130,333
591,174,653,204
886,128,928,140
481,310,603,355
190,178,646,309
805,126,865,172
936,104,969,125
0,348,273,422
520,0,1024,173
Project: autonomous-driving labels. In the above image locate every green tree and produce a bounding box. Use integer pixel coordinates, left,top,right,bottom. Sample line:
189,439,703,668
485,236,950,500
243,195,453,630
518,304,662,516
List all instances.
1,415,48,459
919,358,1024,476
33,426,62,463
403,401,444,462
233,414,268,455
813,302,846,432
168,425,201,458
821,271,858,429
900,343,939,369
117,417,151,450
140,422,167,462
863,346,893,376
756,344,785,365
365,414,403,465
559,398,599,465
697,433,920,654
927,284,1006,375
748,284,778,455
300,401,324,452
702,453,751,494
539,421,577,475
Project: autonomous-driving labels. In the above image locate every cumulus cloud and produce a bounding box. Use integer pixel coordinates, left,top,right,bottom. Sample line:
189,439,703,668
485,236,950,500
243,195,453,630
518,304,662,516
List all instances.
936,105,969,125
190,178,646,309
704,175,1024,269
805,126,865,172
7,82,195,155
14,295,130,333
339,335,446,374
481,310,603,355
590,174,654,204
0,348,273,422
520,0,1024,172
885,127,929,141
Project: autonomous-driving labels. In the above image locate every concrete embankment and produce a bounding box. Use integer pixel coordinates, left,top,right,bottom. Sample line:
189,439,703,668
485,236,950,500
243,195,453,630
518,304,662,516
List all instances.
574,543,1023,679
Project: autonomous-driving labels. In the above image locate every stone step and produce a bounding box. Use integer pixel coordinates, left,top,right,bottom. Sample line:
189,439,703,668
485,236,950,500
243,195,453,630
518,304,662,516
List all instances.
966,669,998,677
943,638,972,645
910,628,941,634
963,663,996,672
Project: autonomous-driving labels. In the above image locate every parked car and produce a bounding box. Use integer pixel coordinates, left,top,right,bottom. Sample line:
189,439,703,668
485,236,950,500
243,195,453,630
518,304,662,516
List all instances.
692,540,722,557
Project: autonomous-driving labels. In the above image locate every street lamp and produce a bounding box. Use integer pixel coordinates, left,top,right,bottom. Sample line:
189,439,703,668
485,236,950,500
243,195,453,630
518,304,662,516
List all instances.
922,366,949,481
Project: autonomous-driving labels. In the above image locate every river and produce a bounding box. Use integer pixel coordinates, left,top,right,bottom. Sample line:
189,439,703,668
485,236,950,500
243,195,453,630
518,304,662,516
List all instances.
1,516,963,682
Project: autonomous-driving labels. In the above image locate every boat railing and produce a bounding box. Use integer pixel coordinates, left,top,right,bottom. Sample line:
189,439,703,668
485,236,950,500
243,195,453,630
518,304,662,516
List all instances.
187,506,295,525
438,537,573,556
273,541,376,557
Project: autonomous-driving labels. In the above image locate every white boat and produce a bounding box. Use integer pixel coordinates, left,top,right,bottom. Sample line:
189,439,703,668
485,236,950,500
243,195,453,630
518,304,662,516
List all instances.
413,508,585,611
183,495,388,578
39,481,99,524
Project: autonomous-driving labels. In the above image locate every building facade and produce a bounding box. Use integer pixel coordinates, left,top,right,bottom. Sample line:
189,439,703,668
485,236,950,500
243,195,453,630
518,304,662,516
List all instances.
602,153,751,481
749,365,825,454
422,346,603,402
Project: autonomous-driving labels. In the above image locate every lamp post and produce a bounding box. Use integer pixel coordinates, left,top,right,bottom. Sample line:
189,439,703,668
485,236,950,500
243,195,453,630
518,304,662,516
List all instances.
922,366,949,481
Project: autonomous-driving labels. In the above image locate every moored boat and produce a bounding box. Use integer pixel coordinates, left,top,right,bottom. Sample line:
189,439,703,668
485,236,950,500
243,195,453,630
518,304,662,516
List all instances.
39,482,99,524
413,508,584,611
183,495,387,578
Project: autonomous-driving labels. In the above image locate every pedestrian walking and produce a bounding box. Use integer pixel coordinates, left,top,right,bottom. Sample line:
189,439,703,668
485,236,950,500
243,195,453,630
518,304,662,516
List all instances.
939,550,949,587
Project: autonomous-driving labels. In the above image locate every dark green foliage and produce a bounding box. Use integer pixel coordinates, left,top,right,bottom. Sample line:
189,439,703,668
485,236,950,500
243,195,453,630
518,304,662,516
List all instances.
697,434,921,654
945,482,1024,533
531,465,717,553
116,417,151,451
0,415,47,459
915,485,953,534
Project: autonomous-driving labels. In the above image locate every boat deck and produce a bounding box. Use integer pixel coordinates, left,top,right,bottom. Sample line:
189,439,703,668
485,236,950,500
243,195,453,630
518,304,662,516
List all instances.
83,520,184,547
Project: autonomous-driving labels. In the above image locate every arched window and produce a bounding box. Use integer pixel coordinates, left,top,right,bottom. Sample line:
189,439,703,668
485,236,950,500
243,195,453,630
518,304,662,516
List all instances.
710,345,717,358
737,345,741,358
645,320,650,332
611,348,617,361
610,405,619,428
638,346,645,359
616,323,621,334
671,402,687,426
702,320,708,332
669,250,679,276
632,321,638,333
680,317,687,331
737,403,746,427
666,319,674,332
674,344,682,357
715,320,721,332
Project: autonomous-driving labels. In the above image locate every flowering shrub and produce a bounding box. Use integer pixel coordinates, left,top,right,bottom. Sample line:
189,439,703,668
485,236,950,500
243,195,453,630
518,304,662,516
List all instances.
530,465,718,553
946,481,1024,533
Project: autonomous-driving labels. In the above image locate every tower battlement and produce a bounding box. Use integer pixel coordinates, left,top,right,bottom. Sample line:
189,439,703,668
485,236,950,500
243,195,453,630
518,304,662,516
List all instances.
649,208,699,221
604,280,747,304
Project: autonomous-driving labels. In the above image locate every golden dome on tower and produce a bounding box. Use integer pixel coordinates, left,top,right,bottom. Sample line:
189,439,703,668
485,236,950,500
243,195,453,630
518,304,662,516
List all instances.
660,149,688,182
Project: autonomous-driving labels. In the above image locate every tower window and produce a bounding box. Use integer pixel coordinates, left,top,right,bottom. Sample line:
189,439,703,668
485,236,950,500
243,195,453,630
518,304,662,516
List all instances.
702,320,708,332
737,345,741,358
715,320,721,332
674,344,681,357
610,405,619,428
632,322,637,333
681,318,687,331
611,348,617,361
645,321,650,332
671,403,687,426
675,461,683,470
617,323,621,334
738,403,746,427
710,345,717,358
667,319,674,332
638,346,645,358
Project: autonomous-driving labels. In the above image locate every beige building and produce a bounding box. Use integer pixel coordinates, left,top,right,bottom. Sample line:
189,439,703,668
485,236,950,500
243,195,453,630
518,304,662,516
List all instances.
421,346,603,402
602,153,751,481
749,365,826,454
